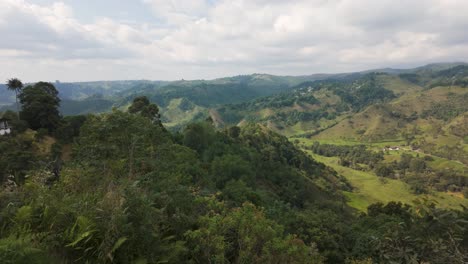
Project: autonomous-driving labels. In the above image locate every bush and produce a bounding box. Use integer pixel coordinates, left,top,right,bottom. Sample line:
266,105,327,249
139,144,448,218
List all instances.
463,188,468,199
34,128,48,141
423,155,434,161
0,236,53,264
375,164,394,178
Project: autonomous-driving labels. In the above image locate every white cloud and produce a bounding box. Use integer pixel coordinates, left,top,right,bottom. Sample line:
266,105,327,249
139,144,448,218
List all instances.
1,0,468,82
142,0,210,25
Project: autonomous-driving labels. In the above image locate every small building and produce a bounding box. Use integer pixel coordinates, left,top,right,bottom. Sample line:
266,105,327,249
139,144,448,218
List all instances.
383,146,400,151
0,117,11,136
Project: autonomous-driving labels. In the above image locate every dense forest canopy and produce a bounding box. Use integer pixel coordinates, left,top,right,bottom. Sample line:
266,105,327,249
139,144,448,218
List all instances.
1,67,468,264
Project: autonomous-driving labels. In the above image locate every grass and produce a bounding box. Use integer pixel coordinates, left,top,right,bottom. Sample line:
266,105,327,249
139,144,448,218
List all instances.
162,98,207,128
282,83,468,211
281,121,319,137
294,137,406,149
295,137,467,172
294,137,362,146
307,152,468,212
20,129,57,157
429,155,467,175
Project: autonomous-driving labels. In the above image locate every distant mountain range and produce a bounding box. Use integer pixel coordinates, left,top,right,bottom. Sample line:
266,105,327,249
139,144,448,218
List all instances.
1,62,467,133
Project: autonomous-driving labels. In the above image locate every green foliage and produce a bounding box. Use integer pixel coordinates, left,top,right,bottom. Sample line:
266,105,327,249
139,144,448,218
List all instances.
182,122,216,154
59,97,114,116
428,65,468,88
128,96,163,127
1,107,467,263
396,153,466,194
210,154,254,188
54,115,87,143
374,163,394,178
421,93,468,120
73,110,169,167
222,180,259,206
348,200,468,263
217,73,396,131
0,235,52,264
5,78,23,112
463,188,468,199
186,202,324,264
324,73,395,112
1,110,28,133
0,135,36,183
18,82,61,132
34,128,48,141
309,142,383,169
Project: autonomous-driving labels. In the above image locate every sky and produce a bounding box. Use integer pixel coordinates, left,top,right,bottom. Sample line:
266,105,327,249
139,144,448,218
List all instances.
1,0,468,82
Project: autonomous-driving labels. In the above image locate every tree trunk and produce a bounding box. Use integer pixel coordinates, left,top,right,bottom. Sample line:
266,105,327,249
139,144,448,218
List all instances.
15,89,19,113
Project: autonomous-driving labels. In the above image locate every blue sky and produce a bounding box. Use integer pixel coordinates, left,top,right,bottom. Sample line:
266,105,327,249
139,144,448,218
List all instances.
1,0,468,82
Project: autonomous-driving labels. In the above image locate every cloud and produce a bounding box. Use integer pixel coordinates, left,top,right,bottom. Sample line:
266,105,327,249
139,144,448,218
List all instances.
0,0,146,60
1,0,468,82
142,0,211,26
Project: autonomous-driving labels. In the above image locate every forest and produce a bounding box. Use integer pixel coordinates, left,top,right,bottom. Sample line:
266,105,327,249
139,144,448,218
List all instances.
1,79,467,263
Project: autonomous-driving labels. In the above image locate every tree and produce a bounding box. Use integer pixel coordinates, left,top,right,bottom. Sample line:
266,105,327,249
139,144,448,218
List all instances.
1,110,28,133
409,158,426,173
463,187,468,199
227,126,241,139
183,122,215,154
6,78,23,113
186,202,324,264
375,163,394,178
18,82,61,132
74,110,169,167
54,115,87,143
128,96,162,126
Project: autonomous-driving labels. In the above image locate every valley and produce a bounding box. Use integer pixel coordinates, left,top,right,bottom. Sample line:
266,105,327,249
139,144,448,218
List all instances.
1,62,467,263
3,1,468,262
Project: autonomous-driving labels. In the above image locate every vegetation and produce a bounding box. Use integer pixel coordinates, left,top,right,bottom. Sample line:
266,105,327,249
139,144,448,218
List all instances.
308,141,467,195
19,82,61,133
1,65,468,263
6,78,23,112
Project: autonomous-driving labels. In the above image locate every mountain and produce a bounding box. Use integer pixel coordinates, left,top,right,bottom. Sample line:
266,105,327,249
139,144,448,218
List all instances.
1,63,468,263
208,64,468,212
213,64,468,142
2,62,467,128
214,72,412,135
0,74,339,127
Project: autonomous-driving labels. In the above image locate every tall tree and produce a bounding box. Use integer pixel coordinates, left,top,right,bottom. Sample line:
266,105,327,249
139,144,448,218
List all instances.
18,82,61,132
128,96,163,127
6,78,23,113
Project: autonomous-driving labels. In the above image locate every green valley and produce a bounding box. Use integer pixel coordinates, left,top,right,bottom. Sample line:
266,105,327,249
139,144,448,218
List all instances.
1,63,467,263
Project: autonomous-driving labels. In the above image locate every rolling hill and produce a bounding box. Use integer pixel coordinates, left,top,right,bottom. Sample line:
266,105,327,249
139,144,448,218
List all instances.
1,63,467,263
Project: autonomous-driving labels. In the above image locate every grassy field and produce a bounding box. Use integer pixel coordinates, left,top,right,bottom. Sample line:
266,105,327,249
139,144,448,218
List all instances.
295,137,467,172
294,137,406,148
308,152,468,211
162,98,207,128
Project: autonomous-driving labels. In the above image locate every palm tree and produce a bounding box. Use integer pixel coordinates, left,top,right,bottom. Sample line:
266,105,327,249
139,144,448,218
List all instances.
6,78,23,113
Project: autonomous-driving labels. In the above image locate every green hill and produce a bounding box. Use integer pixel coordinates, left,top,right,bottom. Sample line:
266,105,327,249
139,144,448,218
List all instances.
2,64,468,263
206,65,468,212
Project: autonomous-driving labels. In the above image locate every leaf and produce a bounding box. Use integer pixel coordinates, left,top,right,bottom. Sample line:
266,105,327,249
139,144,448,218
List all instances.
111,237,128,253
66,230,95,248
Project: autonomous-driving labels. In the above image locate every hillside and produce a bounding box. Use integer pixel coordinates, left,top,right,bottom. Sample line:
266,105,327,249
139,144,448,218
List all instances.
207,64,468,213
212,66,467,152
2,63,466,130
1,74,338,129
0,80,162,104
216,72,410,135
1,109,355,263
1,63,468,263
